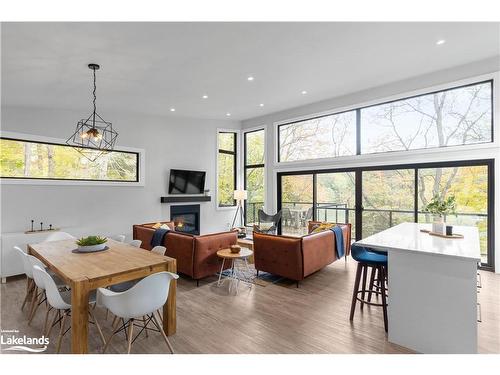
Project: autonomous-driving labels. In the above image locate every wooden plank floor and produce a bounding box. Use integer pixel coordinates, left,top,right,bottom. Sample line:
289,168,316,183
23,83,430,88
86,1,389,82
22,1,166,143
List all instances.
1,259,498,354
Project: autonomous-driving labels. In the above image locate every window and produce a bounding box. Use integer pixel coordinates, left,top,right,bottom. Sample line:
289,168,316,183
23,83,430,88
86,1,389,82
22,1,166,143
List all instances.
0,137,139,182
361,81,493,154
244,129,265,225
217,131,237,207
278,160,493,269
277,80,493,162
278,111,356,162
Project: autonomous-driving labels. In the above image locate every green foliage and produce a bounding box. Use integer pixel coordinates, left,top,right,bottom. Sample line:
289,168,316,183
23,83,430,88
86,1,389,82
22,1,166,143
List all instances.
423,195,457,216
0,138,137,181
76,235,107,246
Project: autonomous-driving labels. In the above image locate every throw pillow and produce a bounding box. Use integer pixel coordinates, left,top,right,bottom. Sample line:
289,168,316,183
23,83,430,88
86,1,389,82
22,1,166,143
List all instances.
311,222,336,233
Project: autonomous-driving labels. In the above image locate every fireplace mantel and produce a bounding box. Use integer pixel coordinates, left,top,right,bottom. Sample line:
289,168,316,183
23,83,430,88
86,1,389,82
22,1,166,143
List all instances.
160,196,211,203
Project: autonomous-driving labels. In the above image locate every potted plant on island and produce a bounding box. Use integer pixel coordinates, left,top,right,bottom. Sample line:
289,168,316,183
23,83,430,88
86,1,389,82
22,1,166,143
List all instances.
76,235,108,252
423,195,457,234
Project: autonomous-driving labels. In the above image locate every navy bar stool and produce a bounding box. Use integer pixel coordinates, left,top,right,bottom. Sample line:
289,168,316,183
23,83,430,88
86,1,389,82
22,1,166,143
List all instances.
349,244,388,332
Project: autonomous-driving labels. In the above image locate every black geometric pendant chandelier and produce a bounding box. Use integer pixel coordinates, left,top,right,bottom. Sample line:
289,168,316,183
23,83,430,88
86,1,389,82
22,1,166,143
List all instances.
66,63,118,162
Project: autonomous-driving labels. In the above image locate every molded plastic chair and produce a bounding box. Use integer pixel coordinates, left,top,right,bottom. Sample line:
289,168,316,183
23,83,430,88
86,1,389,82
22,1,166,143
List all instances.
129,239,142,248
33,265,105,353
111,234,126,243
97,271,179,354
44,231,76,242
151,246,166,256
13,246,36,312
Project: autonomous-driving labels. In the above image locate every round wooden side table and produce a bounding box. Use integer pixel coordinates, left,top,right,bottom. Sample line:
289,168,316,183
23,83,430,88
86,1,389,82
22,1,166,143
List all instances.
216,247,253,293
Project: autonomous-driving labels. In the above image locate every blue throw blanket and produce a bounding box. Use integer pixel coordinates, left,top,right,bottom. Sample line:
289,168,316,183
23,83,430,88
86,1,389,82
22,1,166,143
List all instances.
331,226,345,259
151,228,170,247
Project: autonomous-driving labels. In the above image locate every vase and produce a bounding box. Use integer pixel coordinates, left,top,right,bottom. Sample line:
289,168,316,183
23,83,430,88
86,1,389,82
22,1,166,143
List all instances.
431,215,445,234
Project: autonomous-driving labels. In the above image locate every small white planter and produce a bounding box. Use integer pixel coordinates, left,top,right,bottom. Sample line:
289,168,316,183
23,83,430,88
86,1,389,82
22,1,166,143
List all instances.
431,216,445,234
77,243,107,252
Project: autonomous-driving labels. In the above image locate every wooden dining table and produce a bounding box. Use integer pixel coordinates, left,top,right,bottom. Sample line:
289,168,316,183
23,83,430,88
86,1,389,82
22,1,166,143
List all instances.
28,238,177,354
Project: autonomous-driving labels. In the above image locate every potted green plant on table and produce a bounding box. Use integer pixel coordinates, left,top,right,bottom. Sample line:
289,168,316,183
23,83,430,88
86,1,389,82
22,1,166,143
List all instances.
76,235,108,252
423,195,457,234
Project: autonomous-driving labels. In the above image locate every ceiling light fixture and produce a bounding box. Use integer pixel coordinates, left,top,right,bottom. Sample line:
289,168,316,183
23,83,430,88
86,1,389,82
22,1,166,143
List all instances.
301,90,307,95
202,95,208,99
66,63,118,162
247,76,254,81
436,39,446,45
259,103,264,107
170,108,176,112
226,113,231,117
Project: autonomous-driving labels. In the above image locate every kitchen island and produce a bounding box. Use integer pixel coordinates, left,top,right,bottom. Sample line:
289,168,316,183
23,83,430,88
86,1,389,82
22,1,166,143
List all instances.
357,222,480,353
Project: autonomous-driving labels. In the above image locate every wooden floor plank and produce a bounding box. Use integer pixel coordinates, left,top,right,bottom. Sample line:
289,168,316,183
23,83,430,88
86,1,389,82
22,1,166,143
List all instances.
1,259,498,354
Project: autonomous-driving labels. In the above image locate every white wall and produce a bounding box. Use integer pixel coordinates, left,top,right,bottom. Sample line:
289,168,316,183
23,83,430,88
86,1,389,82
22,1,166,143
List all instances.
1,106,241,239
241,57,500,272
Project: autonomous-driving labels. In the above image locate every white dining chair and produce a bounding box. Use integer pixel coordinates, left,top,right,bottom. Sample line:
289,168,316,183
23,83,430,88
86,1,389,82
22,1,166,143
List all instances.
13,246,36,312
26,255,68,326
97,271,179,354
129,239,142,248
33,265,105,353
151,246,166,256
44,231,76,242
111,234,126,243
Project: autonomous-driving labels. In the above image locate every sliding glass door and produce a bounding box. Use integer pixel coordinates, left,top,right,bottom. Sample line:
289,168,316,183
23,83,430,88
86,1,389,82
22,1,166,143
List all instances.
278,160,494,269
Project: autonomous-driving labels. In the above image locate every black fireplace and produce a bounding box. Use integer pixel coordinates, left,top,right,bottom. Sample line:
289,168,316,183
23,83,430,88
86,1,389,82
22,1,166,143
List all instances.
170,204,200,235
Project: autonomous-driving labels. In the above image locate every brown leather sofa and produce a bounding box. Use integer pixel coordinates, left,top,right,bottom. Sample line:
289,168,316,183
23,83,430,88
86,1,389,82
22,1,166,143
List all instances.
253,222,351,284
133,222,237,284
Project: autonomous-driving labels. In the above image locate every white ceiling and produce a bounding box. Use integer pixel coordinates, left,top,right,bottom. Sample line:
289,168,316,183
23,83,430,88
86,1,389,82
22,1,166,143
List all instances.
2,22,499,121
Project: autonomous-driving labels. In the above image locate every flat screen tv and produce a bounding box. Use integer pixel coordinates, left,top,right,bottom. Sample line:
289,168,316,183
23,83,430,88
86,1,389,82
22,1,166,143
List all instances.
168,169,206,194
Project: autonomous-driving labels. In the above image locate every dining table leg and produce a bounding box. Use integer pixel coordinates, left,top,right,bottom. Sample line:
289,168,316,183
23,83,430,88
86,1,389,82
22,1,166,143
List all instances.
71,278,90,353
163,259,177,336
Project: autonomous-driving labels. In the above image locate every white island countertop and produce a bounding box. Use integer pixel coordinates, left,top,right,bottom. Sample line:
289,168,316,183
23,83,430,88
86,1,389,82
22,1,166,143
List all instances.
357,222,480,261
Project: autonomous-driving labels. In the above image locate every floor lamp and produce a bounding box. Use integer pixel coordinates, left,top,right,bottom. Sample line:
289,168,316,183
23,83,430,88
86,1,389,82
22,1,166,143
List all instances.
231,189,247,230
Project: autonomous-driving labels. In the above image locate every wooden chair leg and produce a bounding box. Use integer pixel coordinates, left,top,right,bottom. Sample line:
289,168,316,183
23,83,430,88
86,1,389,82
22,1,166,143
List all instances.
102,320,121,354
28,291,44,325
350,263,363,321
27,286,38,318
379,265,388,332
21,279,33,311
360,265,367,310
143,315,149,337
46,309,59,337
89,310,106,345
43,306,53,336
127,319,134,354
56,311,67,354
153,312,174,354
367,267,376,302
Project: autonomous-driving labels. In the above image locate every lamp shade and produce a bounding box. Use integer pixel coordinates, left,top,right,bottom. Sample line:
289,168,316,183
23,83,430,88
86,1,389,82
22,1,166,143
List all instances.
234,189,248,201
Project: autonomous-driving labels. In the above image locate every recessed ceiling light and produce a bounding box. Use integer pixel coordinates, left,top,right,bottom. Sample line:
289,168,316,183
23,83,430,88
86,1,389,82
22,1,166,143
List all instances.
259,103,264,107
226,113,231,117
301,90,307,95
436,39,446,45
202,95,208,99
170,108,175,112
247,76,254,81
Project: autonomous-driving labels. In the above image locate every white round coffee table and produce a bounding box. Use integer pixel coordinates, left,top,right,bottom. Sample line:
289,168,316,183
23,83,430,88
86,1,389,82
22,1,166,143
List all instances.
216,247,253,293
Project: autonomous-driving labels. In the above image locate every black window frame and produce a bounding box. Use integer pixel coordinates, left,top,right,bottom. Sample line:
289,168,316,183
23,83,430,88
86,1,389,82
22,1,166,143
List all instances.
0,136,140,183
217,131,238,207
277,79,494,162
243,128,265,224
277,158,495,271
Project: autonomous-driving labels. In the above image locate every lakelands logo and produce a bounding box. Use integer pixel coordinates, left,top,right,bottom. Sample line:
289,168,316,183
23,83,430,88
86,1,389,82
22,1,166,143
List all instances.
1,329,49,353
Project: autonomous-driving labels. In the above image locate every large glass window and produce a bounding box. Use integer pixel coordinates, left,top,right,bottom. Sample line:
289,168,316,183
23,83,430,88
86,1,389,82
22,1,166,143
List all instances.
277,81,493,162
362,169,415,238
0,137,138,182
361,81,492,154
278,111,356,162
417,166,489,264
244,129,265,225
278,160,493,269
280,174,313,236
217,131,237,207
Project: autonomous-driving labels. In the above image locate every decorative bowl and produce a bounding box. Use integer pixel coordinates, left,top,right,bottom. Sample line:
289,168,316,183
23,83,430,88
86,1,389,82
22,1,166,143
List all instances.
230,245,241,254
77,243,107,252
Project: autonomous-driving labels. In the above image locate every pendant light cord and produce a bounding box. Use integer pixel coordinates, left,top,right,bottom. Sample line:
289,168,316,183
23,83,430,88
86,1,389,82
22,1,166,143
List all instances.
92,67,97,115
